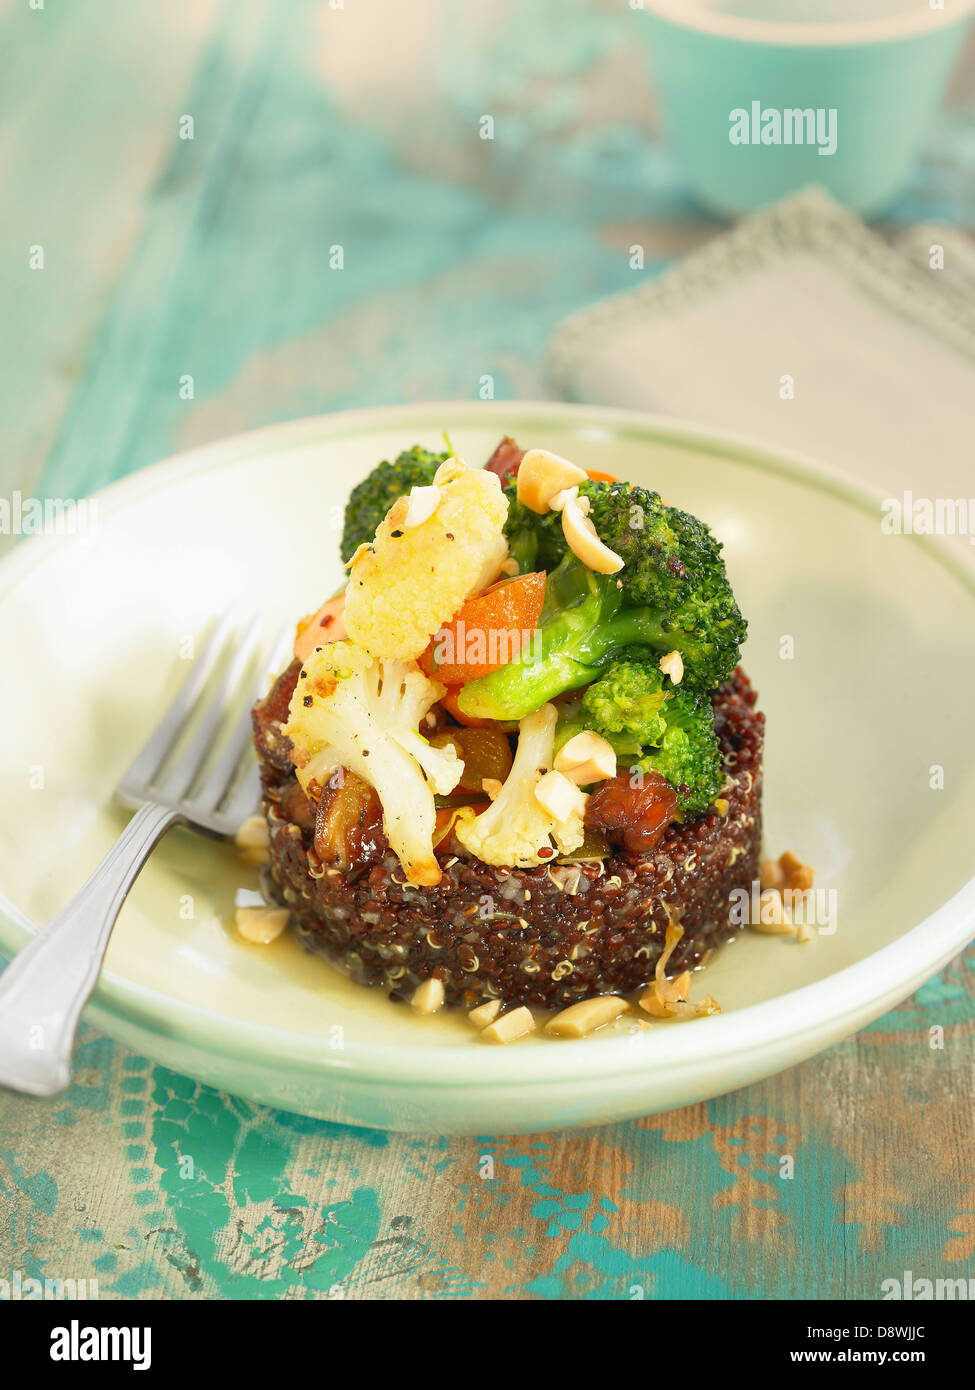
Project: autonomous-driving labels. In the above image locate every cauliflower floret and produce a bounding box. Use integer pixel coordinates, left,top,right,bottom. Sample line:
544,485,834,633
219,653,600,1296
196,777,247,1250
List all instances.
453,703,587,869
343,456,509,661
284,642,464,886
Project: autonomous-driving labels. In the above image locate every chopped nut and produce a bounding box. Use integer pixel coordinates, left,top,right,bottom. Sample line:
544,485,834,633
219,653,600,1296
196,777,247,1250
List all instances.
780,850,814,890
402,484,442,528
235,814,270,851
545,995,631,1038
235,905,289,944
534,769,588,821
553,731,617,785
751,889,796,935
480,1005,536,1044
548,484,580,512
482,777,503,801
796,922,816,944
561,495,625,574
468,999,502,1028
239,846,270,867
411,977,445,1014
516,448,588,514
659,649,684,684
762,849,815,899
759,858,786,891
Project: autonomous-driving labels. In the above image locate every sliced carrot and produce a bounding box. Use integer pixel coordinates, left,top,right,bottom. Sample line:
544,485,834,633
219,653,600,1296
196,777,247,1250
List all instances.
419,572,546,685
295,595,346,662
586,469,619,484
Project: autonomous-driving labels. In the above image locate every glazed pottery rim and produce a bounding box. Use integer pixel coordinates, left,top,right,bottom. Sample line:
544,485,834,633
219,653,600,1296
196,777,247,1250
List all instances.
640,0,975,48
1,399,973,1089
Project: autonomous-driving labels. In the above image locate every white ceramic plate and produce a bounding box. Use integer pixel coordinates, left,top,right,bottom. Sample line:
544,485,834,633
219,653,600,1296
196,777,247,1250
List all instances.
1,402,973,1134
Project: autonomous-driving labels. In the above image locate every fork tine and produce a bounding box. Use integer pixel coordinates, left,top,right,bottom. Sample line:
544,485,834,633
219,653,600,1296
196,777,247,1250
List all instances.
186,626,293,823
118,611,235,798
151,615,265,804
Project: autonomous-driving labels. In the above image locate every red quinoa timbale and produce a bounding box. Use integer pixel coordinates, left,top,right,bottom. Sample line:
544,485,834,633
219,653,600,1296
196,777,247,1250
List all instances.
252,664,763,1010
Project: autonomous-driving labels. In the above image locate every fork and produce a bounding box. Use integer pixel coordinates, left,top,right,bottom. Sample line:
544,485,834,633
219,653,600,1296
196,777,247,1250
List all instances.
0,614,290,1098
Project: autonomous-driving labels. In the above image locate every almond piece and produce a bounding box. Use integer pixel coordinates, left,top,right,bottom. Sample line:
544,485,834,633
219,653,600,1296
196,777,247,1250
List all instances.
561,495,624,574
751,889,796,935
659,649,684,684
534,769,588,821
545,995,631,1038
759,858,786,891
240,846,271,867
481,1005,536,1045
235,905,290,944
516,449,588,514
402,484,442,528
235,814,270,850
553,731,617,785
411,977,445,1014
468,999,502,1028
779,850,815,892
548,485,581,513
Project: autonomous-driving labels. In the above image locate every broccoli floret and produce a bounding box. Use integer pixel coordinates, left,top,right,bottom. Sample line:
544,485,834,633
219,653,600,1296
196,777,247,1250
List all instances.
341,445,449,562
562,659,723,816
584,482,746,685
639,690,723,816
580,658,669,747
461,479,746,708
458,545,738,720
584,482,710,606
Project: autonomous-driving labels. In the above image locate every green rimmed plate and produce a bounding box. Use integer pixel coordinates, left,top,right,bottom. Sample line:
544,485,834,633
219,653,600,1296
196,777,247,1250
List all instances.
1,402,973,1133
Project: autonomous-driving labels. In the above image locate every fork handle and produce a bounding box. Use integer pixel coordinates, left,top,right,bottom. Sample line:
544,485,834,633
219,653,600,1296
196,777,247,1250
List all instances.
0,802,182,1097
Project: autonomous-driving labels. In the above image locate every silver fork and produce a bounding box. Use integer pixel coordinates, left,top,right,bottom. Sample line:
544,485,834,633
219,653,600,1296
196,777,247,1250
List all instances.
0,614,290,1098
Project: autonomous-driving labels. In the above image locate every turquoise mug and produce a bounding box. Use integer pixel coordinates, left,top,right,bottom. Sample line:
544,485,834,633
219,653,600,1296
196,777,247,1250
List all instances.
640,1,975,216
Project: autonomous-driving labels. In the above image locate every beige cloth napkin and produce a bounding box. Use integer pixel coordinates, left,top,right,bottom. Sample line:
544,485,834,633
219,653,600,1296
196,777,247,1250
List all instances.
547,189,975,499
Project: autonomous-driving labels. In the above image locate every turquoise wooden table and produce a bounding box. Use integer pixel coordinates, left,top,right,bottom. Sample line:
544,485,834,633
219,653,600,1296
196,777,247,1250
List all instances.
2,0,975,1300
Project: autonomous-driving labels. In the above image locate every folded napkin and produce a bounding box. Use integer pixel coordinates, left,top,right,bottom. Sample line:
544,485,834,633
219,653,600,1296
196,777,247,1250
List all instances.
547,189,975,498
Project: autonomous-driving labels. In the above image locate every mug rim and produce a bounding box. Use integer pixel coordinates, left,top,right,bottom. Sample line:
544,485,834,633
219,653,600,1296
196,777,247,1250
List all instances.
640,0,975,48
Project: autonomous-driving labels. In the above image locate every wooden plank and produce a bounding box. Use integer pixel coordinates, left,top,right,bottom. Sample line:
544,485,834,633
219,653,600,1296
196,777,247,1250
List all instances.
2,943,973,1299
